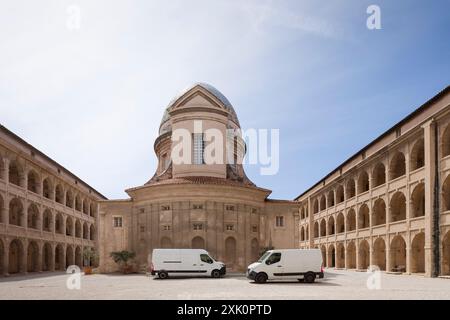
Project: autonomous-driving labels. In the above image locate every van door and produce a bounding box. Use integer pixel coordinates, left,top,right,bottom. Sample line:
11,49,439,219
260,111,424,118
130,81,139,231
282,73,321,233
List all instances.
264,252,284,278
198,253,214,274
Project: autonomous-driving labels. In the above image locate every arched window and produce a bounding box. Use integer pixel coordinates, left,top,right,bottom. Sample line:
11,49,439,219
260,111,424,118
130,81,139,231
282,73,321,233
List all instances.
442,175,450,211
410,138,425,170
336,185,344,204
346,209,356,231
55,184,64,204
83,222,89,239
0,194,4,224
327,190,335,207
83,200,89,215
372,163,386,187
320,195,326,211
66,217,73,236
390,192,406,222
313,199,319,214
90,203,96,217
390,152,406,180
442,124,450,158
357,171,370,194
327,216,335,235
75,220,81,238
43,209,52,232
358,204,370,229
411,183,425,218
42,178,52,199
314,222,319,238
90,225,95,241
346,179,356,199
372,198,386,226
27,170,39,194
336,213,345,233
65,190,73,208
8,160,23,187
27,204,39,229
55,213,63,234
320,219,326,237
9,198,24,226
75,195,82,212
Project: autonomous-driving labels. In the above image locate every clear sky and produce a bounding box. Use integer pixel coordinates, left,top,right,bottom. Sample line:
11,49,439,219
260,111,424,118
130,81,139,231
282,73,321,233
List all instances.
1,0,449,200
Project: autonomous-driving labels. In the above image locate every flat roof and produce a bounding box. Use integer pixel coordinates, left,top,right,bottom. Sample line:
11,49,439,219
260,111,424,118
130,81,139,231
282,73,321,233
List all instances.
294,85,450,201
0,124,107,200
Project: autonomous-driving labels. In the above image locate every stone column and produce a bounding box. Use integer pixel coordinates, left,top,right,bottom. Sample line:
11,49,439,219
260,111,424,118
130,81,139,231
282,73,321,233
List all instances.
308,197,314,249
422,120,435,277
386,235,392,272
344,245,348,269
49,243,55,272
61,245,66,271
355,241,360,270
1,199,7,225
37,241,43,272
20,239,27,274
406,242,412,274
369,246,374,269
3,238,9,276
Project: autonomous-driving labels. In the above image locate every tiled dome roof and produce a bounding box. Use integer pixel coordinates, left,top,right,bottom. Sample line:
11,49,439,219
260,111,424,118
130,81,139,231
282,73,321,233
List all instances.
159,83,240,135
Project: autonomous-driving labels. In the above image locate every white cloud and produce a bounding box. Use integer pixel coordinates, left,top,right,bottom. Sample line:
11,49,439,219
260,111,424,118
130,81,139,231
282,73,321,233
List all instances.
0,0,347,199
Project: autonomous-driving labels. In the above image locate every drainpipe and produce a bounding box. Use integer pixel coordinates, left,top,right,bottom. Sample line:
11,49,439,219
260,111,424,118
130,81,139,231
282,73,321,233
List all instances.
433,123,441,277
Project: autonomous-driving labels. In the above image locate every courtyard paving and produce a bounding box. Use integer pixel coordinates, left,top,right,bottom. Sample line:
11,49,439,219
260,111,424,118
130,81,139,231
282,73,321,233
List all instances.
0,268,449,300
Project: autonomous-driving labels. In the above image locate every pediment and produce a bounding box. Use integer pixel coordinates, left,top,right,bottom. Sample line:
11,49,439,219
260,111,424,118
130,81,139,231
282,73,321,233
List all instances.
169,86,227,112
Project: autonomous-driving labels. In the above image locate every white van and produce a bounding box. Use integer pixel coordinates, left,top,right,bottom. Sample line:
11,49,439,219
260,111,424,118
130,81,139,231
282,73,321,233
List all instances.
150,249,226,279
247,249,324,283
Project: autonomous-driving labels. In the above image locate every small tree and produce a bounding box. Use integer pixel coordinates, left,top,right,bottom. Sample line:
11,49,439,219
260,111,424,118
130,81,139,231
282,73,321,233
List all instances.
83,248,99,267
110,251,136,273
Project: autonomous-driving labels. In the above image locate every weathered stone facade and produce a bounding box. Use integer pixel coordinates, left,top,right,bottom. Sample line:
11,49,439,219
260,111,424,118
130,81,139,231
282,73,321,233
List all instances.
98,83,300,273
297,86,450,277
0,125,105,276
1,83,449,277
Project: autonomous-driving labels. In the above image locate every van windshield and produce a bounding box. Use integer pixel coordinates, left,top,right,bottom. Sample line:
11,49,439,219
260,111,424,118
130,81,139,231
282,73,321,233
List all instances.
258,251,272,263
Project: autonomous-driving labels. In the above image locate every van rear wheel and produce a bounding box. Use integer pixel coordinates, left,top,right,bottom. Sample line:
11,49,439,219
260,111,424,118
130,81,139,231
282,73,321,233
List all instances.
304,272,316,283
158,271,169,279
255,273,268,284
211,270,221,278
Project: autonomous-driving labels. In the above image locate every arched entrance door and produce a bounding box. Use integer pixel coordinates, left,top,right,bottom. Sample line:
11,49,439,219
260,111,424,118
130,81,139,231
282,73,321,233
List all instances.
336,243,345,268
372,238,386,271
191,236,205,249
443,231,450,276
161,237,172,249
66,246,74,269
390,235,406,272
358,240,370,270
225,237,237,269
346,241,356,269
75,247,82,268
411,233,425,273
27,241,39,272
9,239,24,274
327,244,335,268
42,243,52,271
250,238,259,262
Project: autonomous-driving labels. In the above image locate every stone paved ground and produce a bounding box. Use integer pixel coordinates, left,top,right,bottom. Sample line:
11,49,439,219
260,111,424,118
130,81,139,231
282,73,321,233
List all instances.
0,268,449,300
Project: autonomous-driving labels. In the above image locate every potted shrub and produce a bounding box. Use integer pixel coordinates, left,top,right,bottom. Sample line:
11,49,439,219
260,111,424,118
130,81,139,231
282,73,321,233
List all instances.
110,251,136,274
83,248,99,275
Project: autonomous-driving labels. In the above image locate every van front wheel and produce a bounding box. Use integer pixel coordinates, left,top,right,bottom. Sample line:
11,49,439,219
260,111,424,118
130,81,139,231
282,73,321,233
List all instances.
211,270,221,278
255,273,268,284
158,271,169,279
